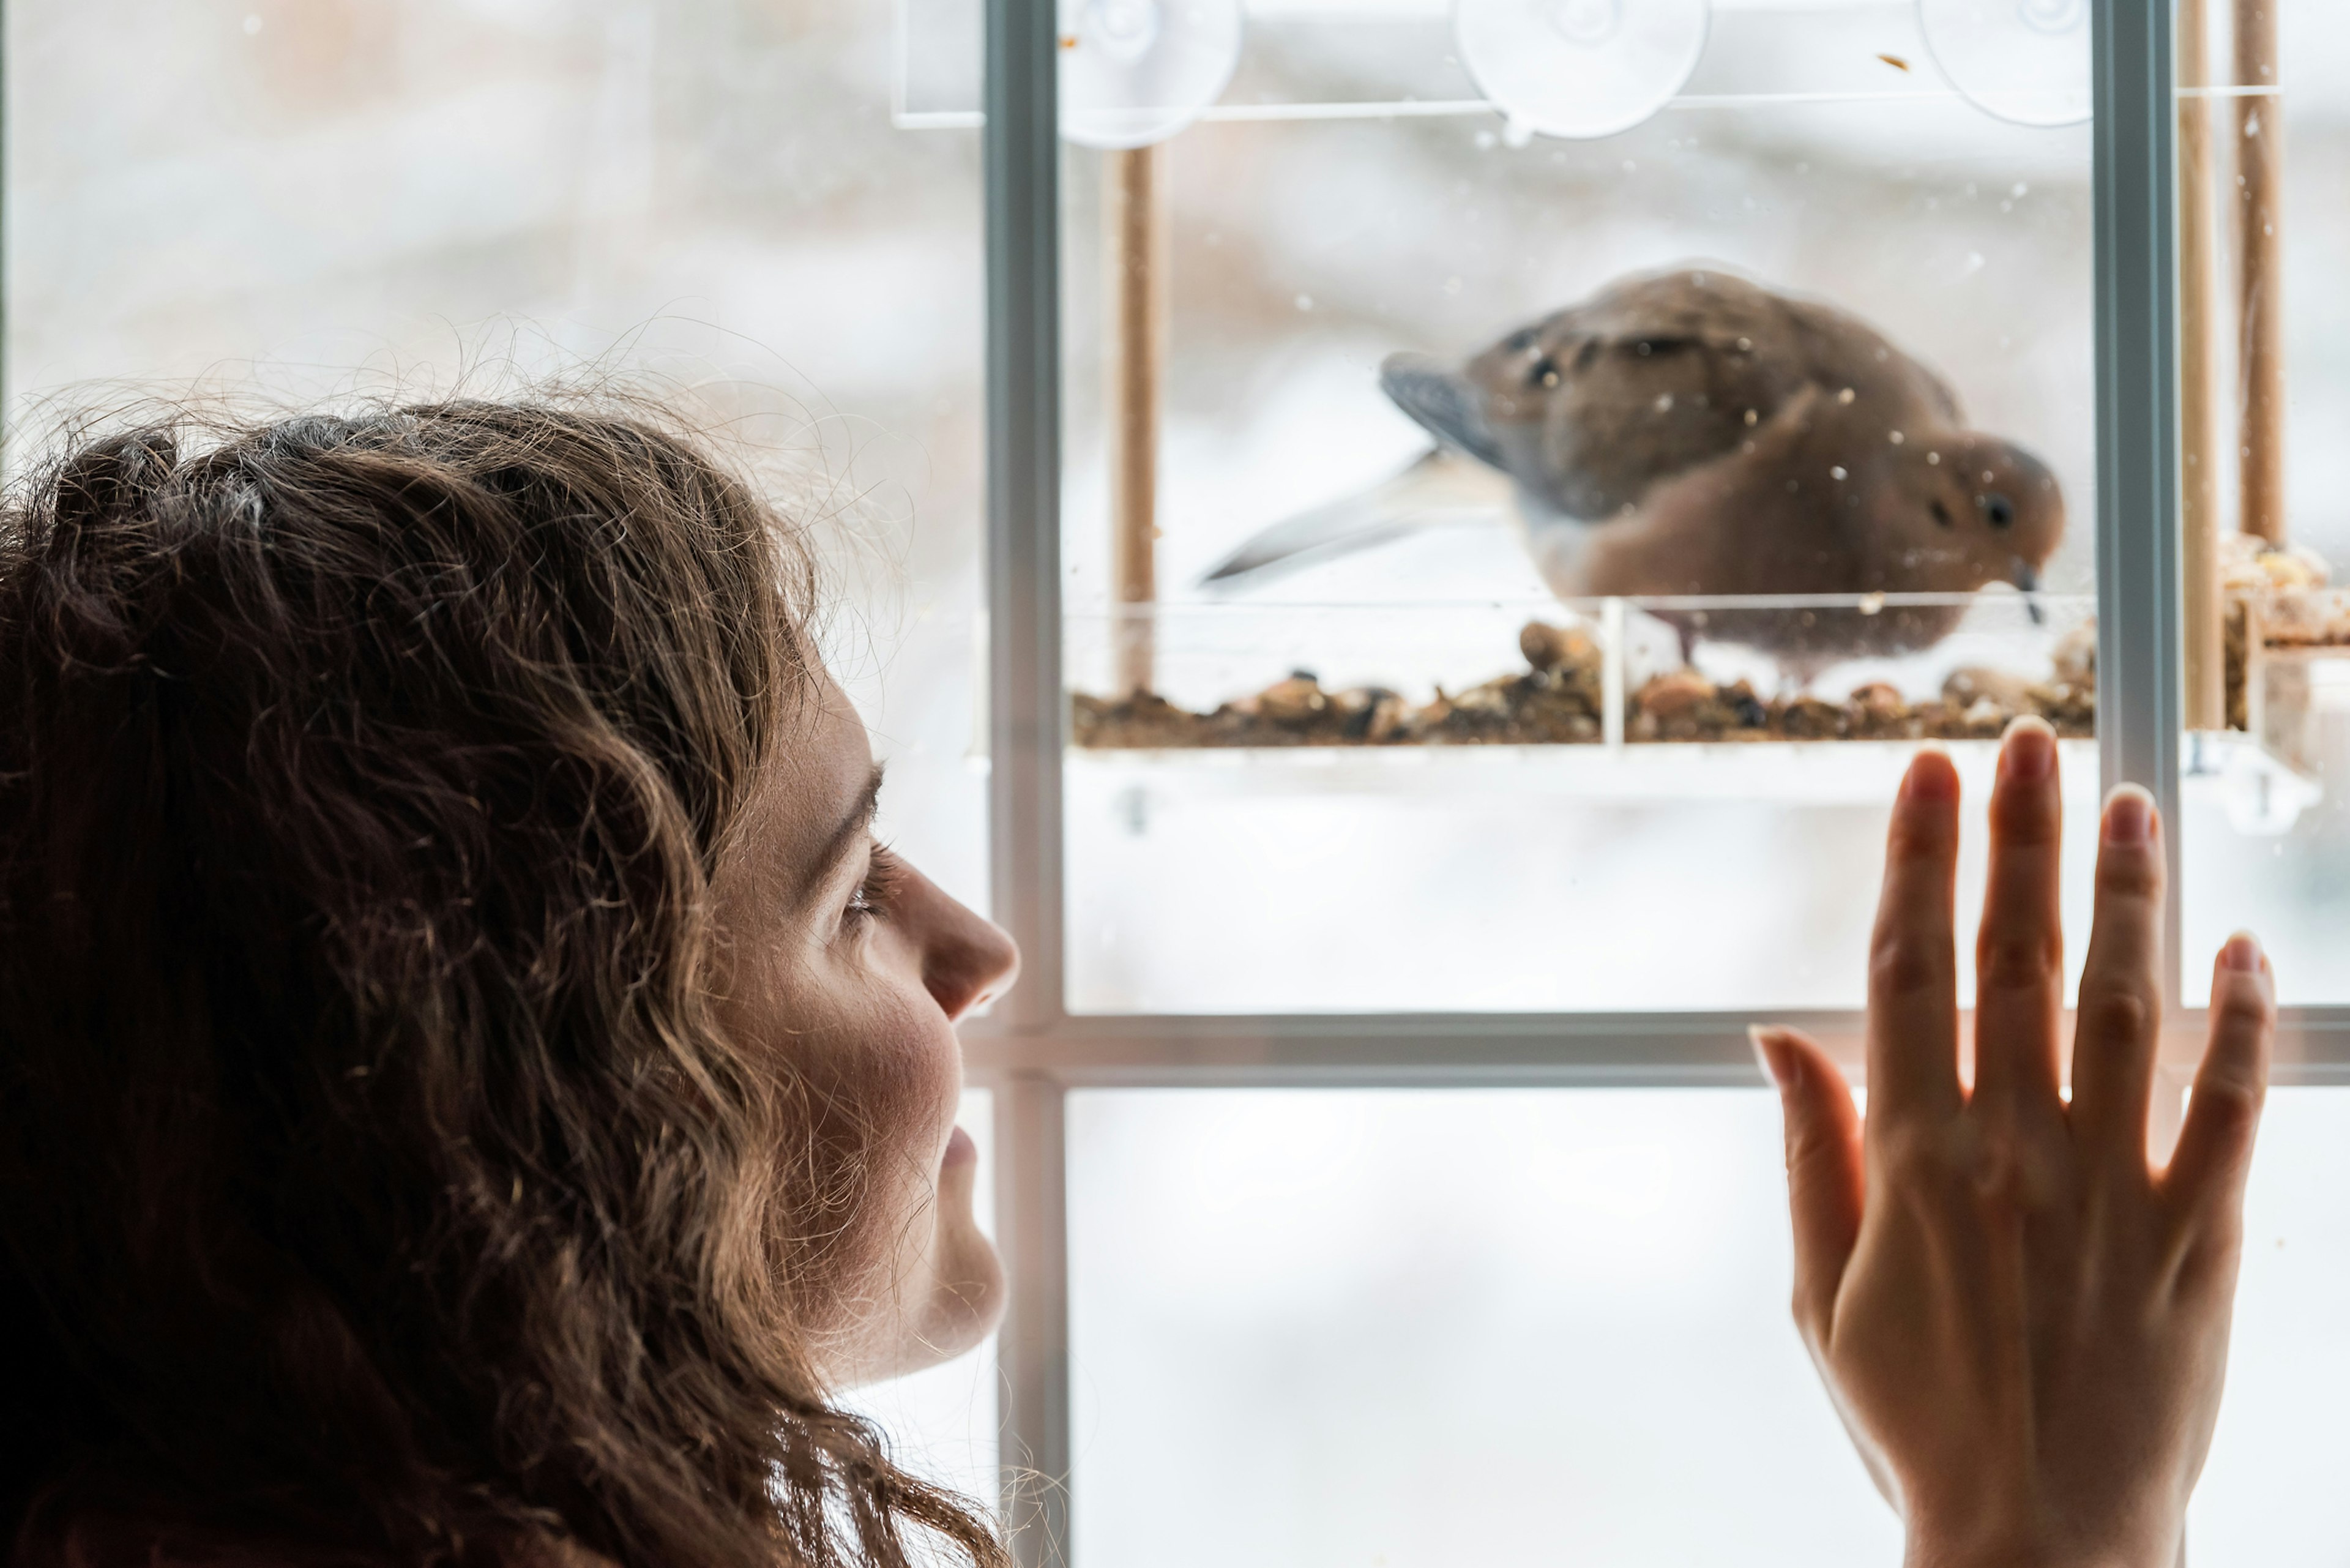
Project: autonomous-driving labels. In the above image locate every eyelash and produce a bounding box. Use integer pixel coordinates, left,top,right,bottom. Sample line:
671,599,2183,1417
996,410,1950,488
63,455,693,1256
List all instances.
845,842,905,928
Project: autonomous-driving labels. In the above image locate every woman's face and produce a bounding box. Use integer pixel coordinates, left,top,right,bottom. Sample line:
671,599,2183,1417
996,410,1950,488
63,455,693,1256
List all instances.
709,677,1017,1386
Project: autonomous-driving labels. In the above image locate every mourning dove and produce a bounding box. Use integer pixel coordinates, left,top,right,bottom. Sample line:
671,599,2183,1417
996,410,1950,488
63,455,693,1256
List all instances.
1208,266,2065,660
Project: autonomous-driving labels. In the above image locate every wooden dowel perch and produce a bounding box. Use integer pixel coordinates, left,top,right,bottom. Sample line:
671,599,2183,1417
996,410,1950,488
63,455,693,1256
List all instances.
1106,144,1168,696
2180,0,2224,730
2236,0,2286,545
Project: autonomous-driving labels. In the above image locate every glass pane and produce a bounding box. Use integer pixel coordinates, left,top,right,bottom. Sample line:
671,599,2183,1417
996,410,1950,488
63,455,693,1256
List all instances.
2175,0,2350,1002
1073,1088,2350,1567
2189,1089,2350,1562
6,0,989,909
1067,1089,1898,1566
843,1089,1000,1511
1052,1,2100,1013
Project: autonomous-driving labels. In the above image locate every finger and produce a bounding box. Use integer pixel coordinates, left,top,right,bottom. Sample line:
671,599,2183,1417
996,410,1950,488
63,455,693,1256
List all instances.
1866,751,1965,1133
1755,1025,1865,1341
2165,934,2275,1211
1972,719,2067,1122
2068,786,2168,1167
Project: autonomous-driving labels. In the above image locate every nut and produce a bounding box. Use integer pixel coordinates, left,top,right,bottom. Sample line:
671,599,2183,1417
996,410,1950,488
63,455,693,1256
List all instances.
1636,670,1714,719
1254,674,1327,725
1850,681,1906,718
1520,620,1596,673
1944,666,2035,710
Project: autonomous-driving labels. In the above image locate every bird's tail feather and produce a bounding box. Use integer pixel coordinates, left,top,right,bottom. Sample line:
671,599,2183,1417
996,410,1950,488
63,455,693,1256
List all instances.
1201,448,1513,588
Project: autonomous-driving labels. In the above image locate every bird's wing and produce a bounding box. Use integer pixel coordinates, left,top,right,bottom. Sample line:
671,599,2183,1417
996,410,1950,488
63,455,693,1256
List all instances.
1200,447,1514,588
1461,267,1813,519
1379,354,1509,470
1778,291,1967,428
1576,383,1845,599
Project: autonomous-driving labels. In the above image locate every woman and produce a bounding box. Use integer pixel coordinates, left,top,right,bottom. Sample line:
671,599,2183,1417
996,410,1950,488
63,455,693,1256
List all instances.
0,400,2274,1568
0,404,1012,1568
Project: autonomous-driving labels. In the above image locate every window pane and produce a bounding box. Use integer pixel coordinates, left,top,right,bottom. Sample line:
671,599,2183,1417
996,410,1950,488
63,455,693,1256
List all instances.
2175,0,2350,1002
2189,1089,2350,1562
1072,1088,2350,1567
1056,4,2098,1014
7,0,988,908
1067,1089,1898,1566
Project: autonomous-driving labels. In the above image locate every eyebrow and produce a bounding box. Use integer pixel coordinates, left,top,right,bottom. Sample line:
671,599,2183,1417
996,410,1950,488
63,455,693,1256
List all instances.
802,763,886,905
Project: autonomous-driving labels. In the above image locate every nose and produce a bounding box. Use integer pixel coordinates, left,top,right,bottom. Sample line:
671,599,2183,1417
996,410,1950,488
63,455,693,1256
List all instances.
1978,491,2017,529
901,864,1021,1023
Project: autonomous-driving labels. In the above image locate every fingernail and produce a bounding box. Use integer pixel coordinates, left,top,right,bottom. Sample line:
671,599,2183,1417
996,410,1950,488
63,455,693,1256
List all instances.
1904,749,1958,804
2104,786,2154,845
2002,718,2054,781
1749,1025,1797,1089
2223,931,2264,973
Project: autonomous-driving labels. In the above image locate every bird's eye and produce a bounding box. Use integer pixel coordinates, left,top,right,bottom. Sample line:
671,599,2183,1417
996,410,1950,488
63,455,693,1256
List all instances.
1528,356,1561,389
1978,492,2016,529
1930,499,1955,529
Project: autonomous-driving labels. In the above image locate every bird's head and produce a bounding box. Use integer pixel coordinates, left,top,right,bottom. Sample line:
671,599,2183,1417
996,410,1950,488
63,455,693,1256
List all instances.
1891,433,2066,605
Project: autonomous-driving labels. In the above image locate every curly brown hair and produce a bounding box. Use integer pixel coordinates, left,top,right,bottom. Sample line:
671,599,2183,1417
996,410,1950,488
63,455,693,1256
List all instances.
0,401,1006,1568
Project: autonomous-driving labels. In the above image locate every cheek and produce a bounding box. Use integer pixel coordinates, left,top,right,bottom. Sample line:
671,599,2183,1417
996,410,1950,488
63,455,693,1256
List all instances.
835,975,964,1165
772,953,963,1288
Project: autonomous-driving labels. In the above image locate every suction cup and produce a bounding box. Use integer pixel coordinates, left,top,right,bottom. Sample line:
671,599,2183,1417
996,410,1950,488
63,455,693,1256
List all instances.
1917,0,2091,127
1455,0,1709,141
1058,0,1243,150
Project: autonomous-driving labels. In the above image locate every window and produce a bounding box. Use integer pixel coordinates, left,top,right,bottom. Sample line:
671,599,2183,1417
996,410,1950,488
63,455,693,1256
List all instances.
957,0,2350,1564
2175,0,2350,1002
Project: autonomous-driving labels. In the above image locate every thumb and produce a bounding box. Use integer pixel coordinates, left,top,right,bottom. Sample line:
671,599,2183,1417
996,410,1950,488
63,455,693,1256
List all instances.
1753,1025,1865,1341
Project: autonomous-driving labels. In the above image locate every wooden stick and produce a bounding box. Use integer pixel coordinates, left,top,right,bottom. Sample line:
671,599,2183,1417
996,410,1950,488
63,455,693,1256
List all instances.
2181,0,2225,730
1105,144,1168,696
2236,0,2286,544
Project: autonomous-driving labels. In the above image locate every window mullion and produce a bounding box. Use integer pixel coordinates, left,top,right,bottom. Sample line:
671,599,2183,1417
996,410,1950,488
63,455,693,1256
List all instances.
2092,0,2185,1006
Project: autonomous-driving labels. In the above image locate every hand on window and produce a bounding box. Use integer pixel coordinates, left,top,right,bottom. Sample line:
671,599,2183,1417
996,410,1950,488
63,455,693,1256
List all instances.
1752,719,2275,1568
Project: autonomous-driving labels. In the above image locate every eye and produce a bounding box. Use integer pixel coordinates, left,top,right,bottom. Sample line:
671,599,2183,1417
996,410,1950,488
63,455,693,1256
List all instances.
845,842,905,928
1978,491,2016,529
1930,499,1955,529
1528,355,1561,389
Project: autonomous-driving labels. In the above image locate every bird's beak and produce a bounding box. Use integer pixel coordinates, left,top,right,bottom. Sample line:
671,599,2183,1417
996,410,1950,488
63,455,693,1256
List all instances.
2012,560,2045,625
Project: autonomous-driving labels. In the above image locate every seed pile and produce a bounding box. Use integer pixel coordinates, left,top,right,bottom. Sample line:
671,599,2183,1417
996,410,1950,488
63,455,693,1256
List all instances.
1073,619,2100,749
1073,622,1606,749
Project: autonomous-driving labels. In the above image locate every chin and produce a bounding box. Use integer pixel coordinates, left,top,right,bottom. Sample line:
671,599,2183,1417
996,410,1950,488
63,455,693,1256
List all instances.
830,1171,1007,1386
913,1216,1007,1367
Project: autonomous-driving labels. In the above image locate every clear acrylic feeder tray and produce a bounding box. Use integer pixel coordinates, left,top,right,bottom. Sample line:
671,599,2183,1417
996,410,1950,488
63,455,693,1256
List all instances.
1069,590,2096,755
2239,586,2350,775
1059,594,2103,1014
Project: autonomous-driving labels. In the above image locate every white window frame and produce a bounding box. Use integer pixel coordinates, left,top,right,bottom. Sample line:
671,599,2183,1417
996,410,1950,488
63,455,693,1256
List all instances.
966,3,2350,1560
